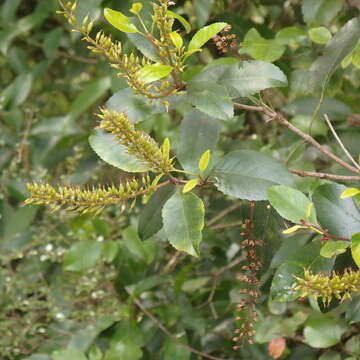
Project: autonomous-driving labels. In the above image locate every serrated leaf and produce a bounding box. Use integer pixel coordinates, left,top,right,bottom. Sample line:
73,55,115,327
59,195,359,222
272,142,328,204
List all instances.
170,31,183,49
198,150,211,173
341,188,360,199
351,233,360,268
212,150,295,201
89,129,149,172
183,179,199,193
309,26,332,44
104,8,138,33
138,64,173,83
130,3,143,16
188,22,227,51
162,191,205,257
167,10,191,33
267,185,318,224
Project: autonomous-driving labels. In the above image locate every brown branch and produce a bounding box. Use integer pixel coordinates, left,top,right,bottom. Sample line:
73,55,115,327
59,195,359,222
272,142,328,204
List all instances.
290,169,360,182
126,289,225,360
234,103,360,174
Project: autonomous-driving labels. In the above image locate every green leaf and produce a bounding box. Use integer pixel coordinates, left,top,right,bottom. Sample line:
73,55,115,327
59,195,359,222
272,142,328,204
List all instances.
188,22,227,51
106,88,163,123
240,28,286,62
212,150,295,201
186,81,234,120
303,313,346,348
167,10,191,33
351,233,360,268
122,226,154,264
309,26,332,44
275,26,307,45
302,0,343,25
102,241,120,263
162,191,205,257
104,341,142,360
181,276,210,292
163,336,190,360
104,8,138,33
198,150,211,173
138,185,175,240
267,185,317,224
170,31,183,49
345,334,360,355
183,179,199,193
130,3,143,16
138,64,173,83
176,109,220,173
320,240,349,258
282,97,351,121
194,0,215,27
63,240,102,271
271,241,334,302
297,17,360,94
127,33,159,61
319,351,341,360
43,28,62,58
291,114,328,136
52,350,87,360
313,184,360,239
89,129,149,172
341,188,360,199
69,77,111,120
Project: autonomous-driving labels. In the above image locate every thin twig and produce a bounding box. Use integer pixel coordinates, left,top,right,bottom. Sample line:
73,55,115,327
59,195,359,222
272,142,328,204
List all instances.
324,114,360,171
209,221,244,231
207,202,242,226
290,169,360,182
234,102,360,174
126,290,225,360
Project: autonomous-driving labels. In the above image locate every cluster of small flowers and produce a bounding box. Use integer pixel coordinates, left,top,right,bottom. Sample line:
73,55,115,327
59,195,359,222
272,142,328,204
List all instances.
213,25,237,53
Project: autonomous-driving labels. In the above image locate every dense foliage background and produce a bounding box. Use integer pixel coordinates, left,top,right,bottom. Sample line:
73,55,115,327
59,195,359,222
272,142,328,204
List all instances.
1,0,360,359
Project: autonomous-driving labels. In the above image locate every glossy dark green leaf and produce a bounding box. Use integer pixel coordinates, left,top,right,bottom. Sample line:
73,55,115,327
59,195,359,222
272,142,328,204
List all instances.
63,240,102,271
186,81,234,120
176,109,220,173
212,150,295,201
303,313,346,348
162,191,205,257
89,129,149,172
138,185,175,240
313,184,360,239
267,185,317,224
